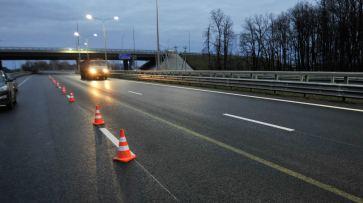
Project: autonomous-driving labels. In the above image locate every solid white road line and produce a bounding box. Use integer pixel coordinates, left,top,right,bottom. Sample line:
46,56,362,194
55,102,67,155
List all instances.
99,128,120,147
67,95,70,99
134,160,179,201
18,75,35,87
123,80,363,113
98,128,175,200
128,91,143,95
223,113,295,132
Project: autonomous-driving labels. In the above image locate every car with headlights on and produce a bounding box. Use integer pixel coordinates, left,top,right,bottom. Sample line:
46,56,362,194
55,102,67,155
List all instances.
79,58,108,80
6,73,18,92
0,70,17,109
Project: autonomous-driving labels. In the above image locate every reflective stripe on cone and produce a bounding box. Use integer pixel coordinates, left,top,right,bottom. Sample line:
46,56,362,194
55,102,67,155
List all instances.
93,105,105,125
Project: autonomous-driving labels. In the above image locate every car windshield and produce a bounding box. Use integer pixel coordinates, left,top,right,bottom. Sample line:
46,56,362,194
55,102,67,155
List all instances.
6,73,13,79
89,61,107,67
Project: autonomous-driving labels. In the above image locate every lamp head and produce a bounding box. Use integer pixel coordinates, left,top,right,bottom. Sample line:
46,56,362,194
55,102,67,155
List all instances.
114,16,119,20
74,32,79,36
94,34,97,37
86,14,92,19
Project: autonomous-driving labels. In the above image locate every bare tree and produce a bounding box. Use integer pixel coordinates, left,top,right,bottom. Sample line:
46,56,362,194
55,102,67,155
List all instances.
202,24,212,69
223,15,235,70
210,9,225,70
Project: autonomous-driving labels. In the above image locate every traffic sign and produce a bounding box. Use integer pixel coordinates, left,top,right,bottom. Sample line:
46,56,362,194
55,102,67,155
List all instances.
119,53,130,60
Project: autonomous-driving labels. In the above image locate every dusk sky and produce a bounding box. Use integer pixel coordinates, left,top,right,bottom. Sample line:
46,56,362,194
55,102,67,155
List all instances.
1,0,313,69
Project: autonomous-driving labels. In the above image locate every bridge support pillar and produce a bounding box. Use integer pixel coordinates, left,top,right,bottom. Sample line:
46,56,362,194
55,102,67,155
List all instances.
123,60,129,70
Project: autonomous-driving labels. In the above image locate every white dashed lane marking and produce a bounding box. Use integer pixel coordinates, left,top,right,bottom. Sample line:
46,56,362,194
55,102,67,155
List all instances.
223,113,295,131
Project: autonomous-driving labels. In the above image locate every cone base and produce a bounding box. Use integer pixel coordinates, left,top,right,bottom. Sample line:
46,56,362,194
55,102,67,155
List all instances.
62,92,67,94
93,121,105,125
113,155,136,162
69,99,76,102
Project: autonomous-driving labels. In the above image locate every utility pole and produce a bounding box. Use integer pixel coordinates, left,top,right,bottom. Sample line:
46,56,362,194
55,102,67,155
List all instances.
156,0,160,70
174,46,178,70
183,46,187,70
76,22,81,73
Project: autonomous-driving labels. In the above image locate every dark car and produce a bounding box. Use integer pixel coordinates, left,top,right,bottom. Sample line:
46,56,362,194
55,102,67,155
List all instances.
6,73,18,92
0,70,17,109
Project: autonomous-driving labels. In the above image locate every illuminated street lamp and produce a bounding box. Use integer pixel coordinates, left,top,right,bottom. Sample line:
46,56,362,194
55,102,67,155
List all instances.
86,14,118,62
74,32,97,59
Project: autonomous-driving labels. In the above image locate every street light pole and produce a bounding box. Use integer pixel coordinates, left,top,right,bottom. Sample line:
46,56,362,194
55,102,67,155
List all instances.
87,15,118,63
102,21,107,61
156,0,160,70
186,31,190,53
74,32,97,60
75,22,80,73
132,26,135,51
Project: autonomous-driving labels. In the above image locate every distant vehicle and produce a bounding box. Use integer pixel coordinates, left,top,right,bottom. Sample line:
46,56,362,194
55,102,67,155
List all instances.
6,73,18,92
80,58,108,80
0,70,17,109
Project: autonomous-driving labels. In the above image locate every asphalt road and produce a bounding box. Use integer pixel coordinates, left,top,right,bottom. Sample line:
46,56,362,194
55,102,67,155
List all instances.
1,74,363,203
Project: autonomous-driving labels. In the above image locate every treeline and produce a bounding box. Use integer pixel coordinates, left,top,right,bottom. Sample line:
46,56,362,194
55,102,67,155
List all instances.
202,0,363,71
21,60,77,72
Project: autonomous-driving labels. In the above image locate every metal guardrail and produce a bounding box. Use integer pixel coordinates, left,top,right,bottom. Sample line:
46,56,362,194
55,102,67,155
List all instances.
109,71,363,100
111,70,363,84
11,72,32,78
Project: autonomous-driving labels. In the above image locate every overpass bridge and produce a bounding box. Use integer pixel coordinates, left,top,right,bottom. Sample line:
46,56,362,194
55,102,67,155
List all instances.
0,46,163,70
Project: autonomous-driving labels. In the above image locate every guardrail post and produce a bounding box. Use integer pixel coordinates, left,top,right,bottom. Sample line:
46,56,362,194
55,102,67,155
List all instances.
331,76,335,83
305,75,309,82
300,75,304,82
223,73,225,78
344,77,349,84
238,74,241,79
251,74,254,79
255,74,258,80
275,74,279,81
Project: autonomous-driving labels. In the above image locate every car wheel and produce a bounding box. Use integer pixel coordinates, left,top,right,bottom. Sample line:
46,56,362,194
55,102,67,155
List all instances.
6,93,14,109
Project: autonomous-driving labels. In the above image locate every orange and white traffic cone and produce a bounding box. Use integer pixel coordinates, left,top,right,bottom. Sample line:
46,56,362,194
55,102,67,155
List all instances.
56,81,60,88
93,105,105,125
62,85,67,94
113,129,136,162
53,79,56,84
69,90,76,102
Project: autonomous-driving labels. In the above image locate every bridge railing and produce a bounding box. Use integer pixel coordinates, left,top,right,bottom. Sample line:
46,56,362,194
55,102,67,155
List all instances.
109,70,363,100
0,46,202,55
0,46,160,54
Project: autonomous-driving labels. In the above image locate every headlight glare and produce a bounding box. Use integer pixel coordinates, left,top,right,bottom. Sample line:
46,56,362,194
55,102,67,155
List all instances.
103,69,108,73
90,68,96,73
